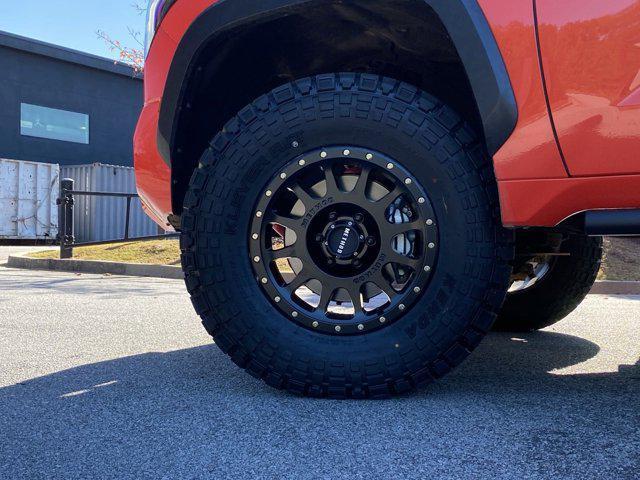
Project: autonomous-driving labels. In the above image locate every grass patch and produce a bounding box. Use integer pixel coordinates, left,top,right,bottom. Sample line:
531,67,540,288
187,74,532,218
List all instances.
599,237,640,281
26,236,640,279
29,239,180,266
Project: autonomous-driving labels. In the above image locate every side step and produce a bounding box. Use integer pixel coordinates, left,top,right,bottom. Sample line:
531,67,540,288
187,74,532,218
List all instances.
584,209,640,236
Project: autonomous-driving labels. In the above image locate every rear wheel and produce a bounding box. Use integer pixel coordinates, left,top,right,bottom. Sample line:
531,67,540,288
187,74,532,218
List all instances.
494,233,603,332
180,73,513,398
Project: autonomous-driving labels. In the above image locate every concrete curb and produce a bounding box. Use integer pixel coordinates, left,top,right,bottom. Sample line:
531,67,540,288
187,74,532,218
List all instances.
6,253,640,293
7,253,183,280
589,280,640,296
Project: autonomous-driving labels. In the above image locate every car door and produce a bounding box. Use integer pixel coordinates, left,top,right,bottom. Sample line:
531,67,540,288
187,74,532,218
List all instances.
536,0,640,176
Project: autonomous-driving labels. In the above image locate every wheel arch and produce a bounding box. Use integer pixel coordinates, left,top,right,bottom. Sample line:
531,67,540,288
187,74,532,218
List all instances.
159,0,517,216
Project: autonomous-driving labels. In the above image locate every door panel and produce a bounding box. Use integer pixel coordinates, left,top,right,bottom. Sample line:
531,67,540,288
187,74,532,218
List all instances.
537,0,640,176
478,0,568,181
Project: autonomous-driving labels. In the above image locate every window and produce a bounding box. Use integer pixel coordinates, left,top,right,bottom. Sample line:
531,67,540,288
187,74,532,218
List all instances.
20,103,89,144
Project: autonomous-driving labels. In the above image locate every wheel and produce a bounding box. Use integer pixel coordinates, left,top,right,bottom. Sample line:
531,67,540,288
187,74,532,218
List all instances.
180,73,513,398
494,234,603,332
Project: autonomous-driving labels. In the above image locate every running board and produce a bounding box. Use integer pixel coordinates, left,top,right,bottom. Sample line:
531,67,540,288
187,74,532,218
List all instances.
584,209,640,236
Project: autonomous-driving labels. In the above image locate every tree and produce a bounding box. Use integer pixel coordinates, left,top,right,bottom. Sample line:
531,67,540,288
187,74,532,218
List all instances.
96,2,146,74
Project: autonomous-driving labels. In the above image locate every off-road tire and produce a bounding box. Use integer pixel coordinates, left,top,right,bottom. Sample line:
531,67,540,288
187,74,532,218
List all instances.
494,235,603,332
180,73,514,398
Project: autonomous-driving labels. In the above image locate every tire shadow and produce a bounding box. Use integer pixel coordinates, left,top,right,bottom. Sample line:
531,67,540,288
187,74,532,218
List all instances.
1,332,638,478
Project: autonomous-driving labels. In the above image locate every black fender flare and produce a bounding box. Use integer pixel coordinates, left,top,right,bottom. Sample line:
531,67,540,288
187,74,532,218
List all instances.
158,0,517,163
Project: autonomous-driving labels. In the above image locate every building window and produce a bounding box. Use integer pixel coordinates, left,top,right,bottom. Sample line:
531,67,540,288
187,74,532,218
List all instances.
20,103,89,145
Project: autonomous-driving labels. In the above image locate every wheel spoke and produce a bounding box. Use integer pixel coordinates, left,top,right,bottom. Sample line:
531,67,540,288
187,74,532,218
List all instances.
382,220,424,239
267,213,303,236
369,187,401,216
317,285,334,314
352,165,372,198
264,244,297,261
371,271,397,299
285,270,311,293
291,183,317,209
386,251,421,269
324,165,341,197
346,283,364,314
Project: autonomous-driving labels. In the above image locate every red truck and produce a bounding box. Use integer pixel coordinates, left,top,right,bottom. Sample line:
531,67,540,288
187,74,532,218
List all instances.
135,0,640,397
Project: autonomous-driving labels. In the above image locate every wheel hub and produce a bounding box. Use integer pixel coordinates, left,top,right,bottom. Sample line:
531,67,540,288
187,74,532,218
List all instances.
325,220,362,259
249,146,439,335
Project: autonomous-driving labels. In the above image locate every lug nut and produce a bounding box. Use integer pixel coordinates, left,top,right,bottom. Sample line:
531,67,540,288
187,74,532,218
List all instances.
354,260,362,267
312,321,319,328
315,234,324,242
354,213,364,223
366,237,377,246
329,212,337,221
358,324,365,331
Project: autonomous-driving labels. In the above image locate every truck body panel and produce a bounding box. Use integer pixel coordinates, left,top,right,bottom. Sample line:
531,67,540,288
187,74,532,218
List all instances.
135,0,640,228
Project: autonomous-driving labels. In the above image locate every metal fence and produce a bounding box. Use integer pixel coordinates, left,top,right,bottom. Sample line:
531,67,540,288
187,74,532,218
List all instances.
60,163,162,242
58,178,178,259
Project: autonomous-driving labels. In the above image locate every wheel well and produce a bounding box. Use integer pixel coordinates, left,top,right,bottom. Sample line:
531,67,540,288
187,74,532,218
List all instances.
169,0,485,216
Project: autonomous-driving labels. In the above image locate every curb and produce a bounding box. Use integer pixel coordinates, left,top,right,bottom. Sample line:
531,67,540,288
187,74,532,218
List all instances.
6,253,640,293
7,253,183,280
589,280,640,296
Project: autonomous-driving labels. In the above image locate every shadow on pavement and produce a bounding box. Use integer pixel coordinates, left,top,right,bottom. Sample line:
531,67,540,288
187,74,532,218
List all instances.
0,267,180,299
1,332,638,478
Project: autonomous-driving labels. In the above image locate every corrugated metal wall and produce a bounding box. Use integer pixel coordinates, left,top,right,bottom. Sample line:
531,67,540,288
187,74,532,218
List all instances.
61,163,162,243
0,158,59,240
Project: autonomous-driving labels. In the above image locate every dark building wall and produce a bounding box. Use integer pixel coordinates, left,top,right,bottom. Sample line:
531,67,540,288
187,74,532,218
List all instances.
0,33,143,167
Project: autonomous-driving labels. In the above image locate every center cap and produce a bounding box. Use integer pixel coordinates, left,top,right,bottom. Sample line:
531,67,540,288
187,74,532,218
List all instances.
327,222,362,259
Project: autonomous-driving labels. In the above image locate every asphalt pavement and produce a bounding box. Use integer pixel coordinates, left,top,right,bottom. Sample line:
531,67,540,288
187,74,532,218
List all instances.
0,265,638,479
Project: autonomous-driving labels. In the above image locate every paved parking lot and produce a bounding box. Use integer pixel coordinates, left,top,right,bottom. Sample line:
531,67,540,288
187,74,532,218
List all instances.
0,265,638,479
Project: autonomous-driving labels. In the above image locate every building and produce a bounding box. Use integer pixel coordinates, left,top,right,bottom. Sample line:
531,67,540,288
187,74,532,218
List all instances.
0,31,142,167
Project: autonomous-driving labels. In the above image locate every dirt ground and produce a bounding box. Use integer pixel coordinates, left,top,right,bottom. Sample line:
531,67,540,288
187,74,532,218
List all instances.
599,237,640,281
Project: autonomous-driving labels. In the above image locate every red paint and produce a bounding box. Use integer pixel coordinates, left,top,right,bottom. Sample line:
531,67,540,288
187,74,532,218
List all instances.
499,174,640,226
478,0,567,181
133,101,173,228
537,0,640,176
134,0,640,229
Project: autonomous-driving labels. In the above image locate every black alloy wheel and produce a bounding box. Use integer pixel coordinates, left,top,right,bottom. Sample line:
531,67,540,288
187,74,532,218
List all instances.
250,146,439,335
